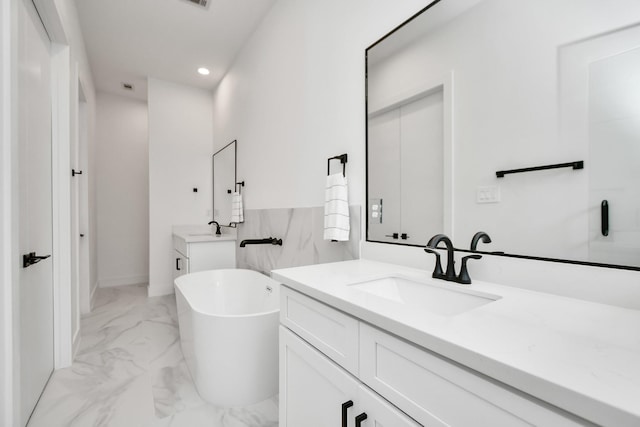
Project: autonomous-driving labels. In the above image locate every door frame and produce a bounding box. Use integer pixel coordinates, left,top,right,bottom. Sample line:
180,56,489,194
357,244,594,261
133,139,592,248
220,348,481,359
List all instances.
1,0,75,425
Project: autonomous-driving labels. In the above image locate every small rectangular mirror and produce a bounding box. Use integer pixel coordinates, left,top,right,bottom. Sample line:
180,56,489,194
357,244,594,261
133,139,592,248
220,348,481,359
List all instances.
212,140,237,225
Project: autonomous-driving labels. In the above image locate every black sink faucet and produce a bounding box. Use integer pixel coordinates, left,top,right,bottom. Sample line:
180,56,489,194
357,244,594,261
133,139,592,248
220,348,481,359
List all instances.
426,234,456,281
425,234,482,285
207,220,222,236
470,231,491,251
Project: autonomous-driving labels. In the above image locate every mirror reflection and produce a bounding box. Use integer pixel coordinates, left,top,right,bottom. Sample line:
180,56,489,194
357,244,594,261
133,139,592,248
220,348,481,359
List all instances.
366,0,640,269
212,140,237,226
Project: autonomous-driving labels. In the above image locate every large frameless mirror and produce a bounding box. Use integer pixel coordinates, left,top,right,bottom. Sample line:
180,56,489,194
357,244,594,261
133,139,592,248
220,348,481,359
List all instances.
366,0,640,270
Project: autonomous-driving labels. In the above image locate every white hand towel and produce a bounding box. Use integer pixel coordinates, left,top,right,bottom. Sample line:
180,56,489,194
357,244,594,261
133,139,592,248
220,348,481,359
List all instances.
231,192,244,223
324,173,350,241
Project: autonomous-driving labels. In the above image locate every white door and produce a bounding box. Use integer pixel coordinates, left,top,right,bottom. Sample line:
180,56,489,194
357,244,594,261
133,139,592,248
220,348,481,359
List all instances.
400,89,444,245
70,83,82,332
78,97,91,314
18,0,54,424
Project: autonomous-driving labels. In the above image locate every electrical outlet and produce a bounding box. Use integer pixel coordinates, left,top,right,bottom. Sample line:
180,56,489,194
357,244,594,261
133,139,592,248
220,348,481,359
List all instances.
477,186,501,203
369,198,383,223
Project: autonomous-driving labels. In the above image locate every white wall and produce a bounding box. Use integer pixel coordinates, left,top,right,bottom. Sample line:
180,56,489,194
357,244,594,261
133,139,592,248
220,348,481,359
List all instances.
211,0,427,207
148,78,213,296
212,0,640,307
96,92,148,288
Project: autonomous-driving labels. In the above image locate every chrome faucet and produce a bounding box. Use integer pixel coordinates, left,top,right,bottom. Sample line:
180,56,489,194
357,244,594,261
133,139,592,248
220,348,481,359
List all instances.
424,234,482,285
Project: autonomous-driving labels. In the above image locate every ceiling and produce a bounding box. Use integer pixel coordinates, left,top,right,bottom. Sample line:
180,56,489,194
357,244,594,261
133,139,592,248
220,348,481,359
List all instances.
74,0,277,101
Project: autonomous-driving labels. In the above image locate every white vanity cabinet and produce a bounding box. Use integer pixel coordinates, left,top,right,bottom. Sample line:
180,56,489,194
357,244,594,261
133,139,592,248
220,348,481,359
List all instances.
172,233,235,279
280,327,419,427
279,286,592,427
280,287,421,427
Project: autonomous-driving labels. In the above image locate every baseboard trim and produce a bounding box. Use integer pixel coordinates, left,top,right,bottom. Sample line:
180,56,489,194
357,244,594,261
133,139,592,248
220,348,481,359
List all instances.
98,275,149,288
72,327,81,359
89,282,98,311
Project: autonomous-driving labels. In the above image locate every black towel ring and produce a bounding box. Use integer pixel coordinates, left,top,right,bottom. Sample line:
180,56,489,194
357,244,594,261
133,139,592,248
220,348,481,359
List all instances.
327,154,348,176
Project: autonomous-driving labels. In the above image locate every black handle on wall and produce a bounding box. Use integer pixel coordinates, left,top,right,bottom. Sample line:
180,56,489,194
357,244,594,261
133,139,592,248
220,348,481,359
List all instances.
341,400,353,427
176,258,181,271
355,412,368,427
601,200,609,237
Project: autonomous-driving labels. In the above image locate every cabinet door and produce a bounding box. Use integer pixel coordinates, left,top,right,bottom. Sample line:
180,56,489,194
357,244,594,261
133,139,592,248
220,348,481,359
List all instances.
357,384,423,427
280,327,360,427
173,250,188,279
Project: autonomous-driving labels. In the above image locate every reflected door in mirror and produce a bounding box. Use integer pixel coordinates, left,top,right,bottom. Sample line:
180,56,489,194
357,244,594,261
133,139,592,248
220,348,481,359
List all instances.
368,89,444,244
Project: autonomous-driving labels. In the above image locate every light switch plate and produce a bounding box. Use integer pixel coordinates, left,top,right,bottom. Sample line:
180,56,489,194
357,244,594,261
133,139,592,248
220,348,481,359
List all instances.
477,186,501,203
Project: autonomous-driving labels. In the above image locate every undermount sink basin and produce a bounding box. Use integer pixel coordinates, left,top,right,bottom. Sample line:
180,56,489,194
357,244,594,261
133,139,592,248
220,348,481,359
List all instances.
348,276,500,316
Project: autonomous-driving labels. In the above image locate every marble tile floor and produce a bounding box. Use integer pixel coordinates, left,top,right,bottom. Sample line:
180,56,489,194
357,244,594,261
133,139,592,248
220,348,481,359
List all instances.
28,284,279,427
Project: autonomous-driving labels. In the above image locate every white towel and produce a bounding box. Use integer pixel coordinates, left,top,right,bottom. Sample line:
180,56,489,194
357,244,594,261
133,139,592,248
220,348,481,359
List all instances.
231,192,244,223
324,173,350,241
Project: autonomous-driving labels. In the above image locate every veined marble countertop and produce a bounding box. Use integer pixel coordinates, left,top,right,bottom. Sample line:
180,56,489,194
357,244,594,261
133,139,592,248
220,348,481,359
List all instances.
272,259,640,427
172,225,237,243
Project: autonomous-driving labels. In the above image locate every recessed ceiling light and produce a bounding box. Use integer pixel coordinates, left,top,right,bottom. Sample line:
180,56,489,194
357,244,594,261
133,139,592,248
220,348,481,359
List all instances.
198,67,210,76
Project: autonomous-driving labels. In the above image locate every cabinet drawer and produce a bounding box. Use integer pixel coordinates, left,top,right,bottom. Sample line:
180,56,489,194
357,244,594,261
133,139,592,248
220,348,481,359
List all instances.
280,286,359,375
360,324,591,427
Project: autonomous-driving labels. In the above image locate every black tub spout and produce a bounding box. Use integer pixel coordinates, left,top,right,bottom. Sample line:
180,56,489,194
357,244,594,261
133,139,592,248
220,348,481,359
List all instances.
239,237,283,247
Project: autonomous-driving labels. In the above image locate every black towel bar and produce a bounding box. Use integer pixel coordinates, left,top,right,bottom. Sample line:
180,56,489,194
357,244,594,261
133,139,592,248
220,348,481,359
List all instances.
496,161,584,178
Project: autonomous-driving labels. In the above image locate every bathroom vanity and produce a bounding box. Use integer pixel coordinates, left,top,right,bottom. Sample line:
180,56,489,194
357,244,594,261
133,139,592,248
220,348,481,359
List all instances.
272,260,640,427
172,226,236,278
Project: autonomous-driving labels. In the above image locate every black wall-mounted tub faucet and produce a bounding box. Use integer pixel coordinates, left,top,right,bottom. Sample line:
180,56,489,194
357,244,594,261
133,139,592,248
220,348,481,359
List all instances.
239,237,283,247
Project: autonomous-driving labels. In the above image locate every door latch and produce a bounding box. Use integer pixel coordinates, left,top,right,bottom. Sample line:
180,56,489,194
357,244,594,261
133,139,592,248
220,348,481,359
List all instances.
23,252,51,268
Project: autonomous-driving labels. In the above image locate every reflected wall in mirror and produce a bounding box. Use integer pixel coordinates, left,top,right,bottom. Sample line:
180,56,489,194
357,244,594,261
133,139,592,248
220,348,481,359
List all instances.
212,140,237,226
366,0,640,269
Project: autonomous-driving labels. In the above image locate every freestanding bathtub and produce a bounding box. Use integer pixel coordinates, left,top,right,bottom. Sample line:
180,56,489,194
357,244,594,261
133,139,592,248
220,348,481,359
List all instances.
174,269,280,407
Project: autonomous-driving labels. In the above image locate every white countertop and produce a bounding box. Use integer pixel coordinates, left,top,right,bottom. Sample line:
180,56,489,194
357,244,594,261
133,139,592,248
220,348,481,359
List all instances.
271,259,640,426
172,225,237,243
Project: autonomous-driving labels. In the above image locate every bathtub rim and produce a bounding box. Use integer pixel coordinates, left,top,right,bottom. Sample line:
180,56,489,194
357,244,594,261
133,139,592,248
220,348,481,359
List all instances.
174,268,281,319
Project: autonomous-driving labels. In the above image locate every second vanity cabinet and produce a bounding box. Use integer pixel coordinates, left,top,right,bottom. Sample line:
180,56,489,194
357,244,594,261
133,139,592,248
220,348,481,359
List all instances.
279,286,591,427
172,233,236,279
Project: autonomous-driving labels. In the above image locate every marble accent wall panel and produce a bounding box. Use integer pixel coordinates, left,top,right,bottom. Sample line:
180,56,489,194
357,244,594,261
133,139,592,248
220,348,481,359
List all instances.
236,206,360,275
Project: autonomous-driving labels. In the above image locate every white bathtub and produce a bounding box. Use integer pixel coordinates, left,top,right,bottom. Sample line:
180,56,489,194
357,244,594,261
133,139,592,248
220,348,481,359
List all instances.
174,269,280,407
